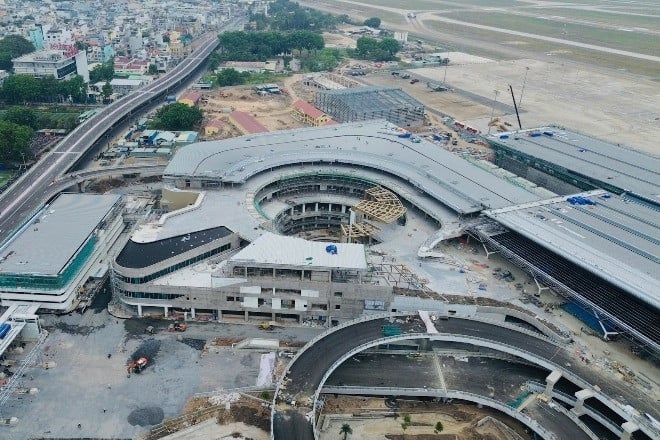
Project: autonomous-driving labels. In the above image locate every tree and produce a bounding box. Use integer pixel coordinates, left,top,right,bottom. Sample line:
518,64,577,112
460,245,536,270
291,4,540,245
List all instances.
102,81,113,101
379,37,401,58
434,421,444,434
339,423,352,440
89,61,115,83
0,35,34,70
216,68,245,87
153,103,203,131
74,40,89,51
401,414,412,439
2,107,38,130
363,17,381,28
1,74,40,103
0,120,34,162
148,63,158,75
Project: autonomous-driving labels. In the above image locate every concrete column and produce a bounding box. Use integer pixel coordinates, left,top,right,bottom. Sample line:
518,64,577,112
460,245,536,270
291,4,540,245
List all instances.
137,304,143,317
620,421,638,440
217,309,222,322
298,314,303,324
244,310,249,321
315,202,318,212
341,205,346,213
190,308,196,319
301,270,304,281
163,306,169,318
544,370,562,396
572,389,593,416
302,204,305,213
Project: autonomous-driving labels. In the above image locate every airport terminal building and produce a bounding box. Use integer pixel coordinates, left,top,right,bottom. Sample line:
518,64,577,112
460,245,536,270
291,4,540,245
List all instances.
0,193,124,311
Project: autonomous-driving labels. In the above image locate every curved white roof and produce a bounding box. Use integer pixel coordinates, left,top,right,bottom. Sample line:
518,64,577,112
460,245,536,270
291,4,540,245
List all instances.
165,120,541,215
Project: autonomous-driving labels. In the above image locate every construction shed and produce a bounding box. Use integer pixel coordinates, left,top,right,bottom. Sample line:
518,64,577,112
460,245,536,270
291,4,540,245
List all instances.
315,86,425,127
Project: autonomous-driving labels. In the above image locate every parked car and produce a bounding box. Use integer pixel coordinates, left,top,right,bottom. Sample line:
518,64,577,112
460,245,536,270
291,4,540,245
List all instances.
410,78,420,84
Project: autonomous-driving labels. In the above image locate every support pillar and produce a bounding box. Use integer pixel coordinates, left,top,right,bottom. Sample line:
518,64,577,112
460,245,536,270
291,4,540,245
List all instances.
544,370,562,396
620,421,638,440
190,308,196,319
217,309,222,322
244,310,249,321
572,389,593,416
163,306,169,318
137,304,143,317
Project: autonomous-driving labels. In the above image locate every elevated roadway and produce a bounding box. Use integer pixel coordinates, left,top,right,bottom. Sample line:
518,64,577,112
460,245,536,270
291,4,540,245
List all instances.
0,20,241,246
272,312,659,440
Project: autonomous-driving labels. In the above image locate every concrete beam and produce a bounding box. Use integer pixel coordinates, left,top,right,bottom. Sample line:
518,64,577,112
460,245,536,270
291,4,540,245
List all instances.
620,421,638,440
545,370,562,396
573,389,594,415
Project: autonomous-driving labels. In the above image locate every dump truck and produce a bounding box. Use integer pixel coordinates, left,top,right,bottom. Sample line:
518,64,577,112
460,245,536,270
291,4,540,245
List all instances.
127,357,148,375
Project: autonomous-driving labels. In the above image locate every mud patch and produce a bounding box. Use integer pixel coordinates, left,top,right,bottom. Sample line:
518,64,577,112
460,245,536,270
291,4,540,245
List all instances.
124,317,166,337
130,339,161,366
53,322,104,336
127,406,164,426
90,279,112,313
179,337,206,351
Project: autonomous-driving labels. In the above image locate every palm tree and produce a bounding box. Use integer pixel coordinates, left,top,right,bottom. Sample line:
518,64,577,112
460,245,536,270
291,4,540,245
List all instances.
339,423,353,440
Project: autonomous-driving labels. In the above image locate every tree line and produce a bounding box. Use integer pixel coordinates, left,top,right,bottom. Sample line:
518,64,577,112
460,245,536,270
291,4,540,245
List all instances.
0,35,34,71
212,30,324,65
1,74,88,104
251,0,350,32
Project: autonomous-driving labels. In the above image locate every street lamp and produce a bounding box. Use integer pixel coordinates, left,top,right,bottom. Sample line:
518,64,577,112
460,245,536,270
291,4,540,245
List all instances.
487,90,499,135
442,54,449,84
519,66,530,108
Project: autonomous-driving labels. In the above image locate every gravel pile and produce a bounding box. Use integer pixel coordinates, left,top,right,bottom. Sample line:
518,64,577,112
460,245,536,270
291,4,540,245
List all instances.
179,337,206,351
127,406,164,426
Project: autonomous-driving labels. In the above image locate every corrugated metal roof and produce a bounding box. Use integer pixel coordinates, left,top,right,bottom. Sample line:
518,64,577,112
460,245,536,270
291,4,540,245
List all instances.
483,190,660,308
230,111,269,134
164,120,541,214
487,127,660,202
0,193,122,276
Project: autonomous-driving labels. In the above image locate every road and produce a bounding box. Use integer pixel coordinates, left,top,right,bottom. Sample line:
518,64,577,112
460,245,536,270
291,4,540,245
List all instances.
0,20,243,246
273,314,659,440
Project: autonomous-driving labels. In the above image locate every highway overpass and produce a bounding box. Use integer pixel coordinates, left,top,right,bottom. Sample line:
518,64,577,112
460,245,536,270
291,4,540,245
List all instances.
0,20,242,247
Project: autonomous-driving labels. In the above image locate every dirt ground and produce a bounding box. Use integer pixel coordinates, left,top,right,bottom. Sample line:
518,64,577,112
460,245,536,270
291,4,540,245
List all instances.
319,397,531,440
198,84,306,140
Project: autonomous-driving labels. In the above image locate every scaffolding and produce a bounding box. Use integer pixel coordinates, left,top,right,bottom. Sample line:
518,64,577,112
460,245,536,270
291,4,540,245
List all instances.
315,86,425,127
353,186,407,223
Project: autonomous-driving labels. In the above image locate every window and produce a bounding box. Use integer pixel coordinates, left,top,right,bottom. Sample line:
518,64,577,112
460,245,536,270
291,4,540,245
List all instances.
227,296,235,302
334,292,343,297
334,305,341,310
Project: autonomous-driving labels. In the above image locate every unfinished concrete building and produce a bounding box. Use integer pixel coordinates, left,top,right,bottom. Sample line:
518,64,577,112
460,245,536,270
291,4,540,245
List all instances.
315,86,425,127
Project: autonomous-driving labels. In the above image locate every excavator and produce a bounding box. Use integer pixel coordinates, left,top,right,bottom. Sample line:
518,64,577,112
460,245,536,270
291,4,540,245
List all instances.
167,321,187,332
127,357,148,375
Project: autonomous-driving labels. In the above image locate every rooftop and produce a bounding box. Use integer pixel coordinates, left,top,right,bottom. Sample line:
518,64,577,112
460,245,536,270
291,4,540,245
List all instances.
487,127,660,203
230,232,367,271
115,226,233,269
230,111,269,134
293,99,326,119
483,190,660,310
316,86,424,113
164,120,541,214
0,193,121,276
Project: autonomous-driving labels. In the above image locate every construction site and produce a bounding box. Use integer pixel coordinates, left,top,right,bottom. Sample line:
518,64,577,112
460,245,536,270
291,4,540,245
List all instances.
1,3,659,439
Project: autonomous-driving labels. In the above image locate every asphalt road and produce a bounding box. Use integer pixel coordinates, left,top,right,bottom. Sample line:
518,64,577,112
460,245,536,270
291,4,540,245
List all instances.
274,315,659,439
0,20,244,246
